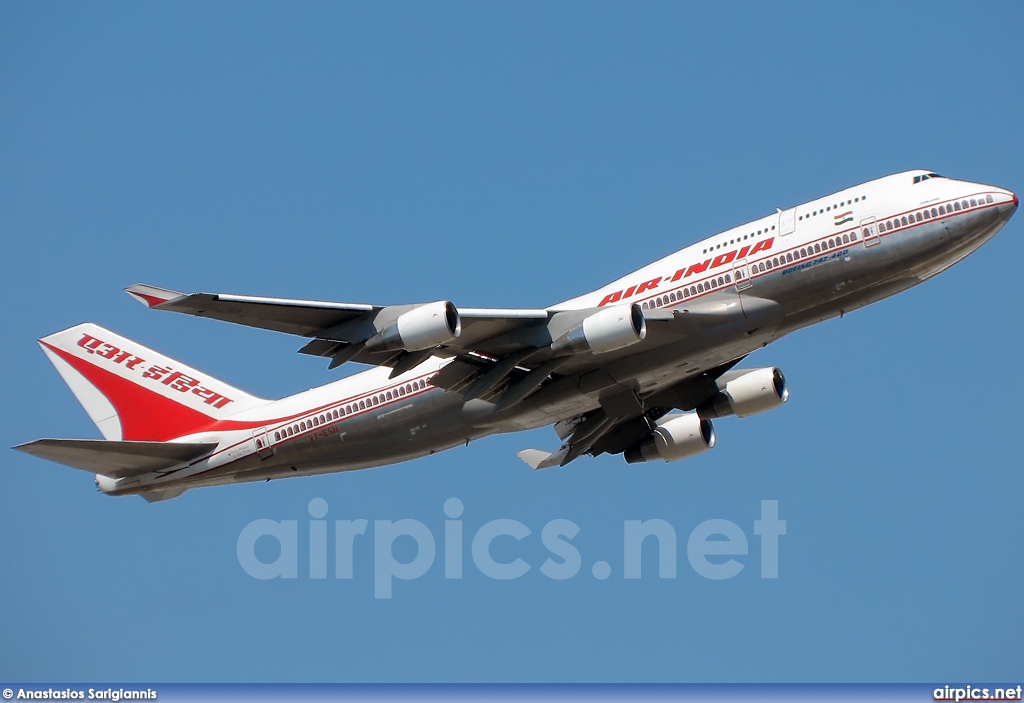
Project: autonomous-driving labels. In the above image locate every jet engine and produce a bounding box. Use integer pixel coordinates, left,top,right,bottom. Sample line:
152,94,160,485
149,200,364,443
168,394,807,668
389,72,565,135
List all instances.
697,367,789,419
624,413,716,464
551,303,646,355
365,301,462,352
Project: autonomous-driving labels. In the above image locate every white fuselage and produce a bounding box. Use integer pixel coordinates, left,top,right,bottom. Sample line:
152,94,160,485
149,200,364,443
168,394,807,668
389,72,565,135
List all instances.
107,170,1017,496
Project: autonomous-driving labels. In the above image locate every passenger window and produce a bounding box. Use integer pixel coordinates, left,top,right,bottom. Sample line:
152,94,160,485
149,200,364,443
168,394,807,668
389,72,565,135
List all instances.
986,194,994,203
931,208,938,217
970,199,977,207
274,431,280,441
962,200,968,209
300,421,306,431
786,253,793,262
800,248,806,257
923,210,930,219
359,400,366,410
286,427,293,436
915,212,922,222
842,234,849,244
851,231,858,240
939,205,946,215
725,274,732,282
954,202,961,211
814,243,820,253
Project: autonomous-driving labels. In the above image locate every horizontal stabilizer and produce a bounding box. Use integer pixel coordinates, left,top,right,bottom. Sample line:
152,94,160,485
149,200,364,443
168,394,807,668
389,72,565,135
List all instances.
14,439,217,478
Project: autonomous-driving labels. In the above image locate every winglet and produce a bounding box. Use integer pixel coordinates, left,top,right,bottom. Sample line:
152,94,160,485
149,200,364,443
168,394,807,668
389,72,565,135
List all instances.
516,446,569,470
125,284,185,309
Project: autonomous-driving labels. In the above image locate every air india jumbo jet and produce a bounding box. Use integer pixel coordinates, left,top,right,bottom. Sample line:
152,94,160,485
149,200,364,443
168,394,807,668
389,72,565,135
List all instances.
16,170,1017,501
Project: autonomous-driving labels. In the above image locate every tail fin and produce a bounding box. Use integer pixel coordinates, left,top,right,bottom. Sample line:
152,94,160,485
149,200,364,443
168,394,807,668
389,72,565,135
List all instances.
39,323,267,441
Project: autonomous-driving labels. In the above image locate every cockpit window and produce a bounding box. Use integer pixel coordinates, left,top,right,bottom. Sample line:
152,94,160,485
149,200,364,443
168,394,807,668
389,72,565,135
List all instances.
913,172,945,184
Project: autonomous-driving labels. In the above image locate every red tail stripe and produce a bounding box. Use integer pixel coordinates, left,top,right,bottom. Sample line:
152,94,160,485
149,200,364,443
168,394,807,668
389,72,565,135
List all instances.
43,342,216,441
132,292,172,308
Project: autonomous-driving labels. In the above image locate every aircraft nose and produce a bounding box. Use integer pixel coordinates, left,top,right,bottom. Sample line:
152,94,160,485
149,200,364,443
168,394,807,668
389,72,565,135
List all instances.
1013,192,1019,209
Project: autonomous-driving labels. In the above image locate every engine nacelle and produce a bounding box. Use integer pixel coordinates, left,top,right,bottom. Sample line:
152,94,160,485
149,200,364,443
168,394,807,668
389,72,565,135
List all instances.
95,474,119,494
365,301,462,353
624,413,716,464
551,303,646,355
697,367,789,419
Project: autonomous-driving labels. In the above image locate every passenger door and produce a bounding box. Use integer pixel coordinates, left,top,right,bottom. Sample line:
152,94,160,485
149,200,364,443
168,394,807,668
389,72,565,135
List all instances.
861,217,879,248
253,428,274,460
778,207,796,236
733,257,752,291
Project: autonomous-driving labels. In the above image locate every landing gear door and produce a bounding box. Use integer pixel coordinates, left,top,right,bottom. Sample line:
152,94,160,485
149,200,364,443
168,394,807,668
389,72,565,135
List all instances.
861,216,879,247
253,427,274,460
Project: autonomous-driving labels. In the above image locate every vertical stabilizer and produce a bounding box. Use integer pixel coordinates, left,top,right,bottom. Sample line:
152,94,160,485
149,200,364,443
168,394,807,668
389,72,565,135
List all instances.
39,323,267,441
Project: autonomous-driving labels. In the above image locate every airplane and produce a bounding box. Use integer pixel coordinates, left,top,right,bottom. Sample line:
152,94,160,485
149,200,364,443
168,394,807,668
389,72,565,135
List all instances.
15,170,1018,501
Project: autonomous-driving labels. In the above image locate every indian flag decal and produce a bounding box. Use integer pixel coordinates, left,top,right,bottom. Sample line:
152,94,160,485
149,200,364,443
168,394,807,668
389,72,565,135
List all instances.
834,211,853,226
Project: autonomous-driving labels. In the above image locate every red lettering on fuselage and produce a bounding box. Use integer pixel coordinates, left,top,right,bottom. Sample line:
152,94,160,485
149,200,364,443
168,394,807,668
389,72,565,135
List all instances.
711,251,736,267
600,237,776,305
634,277,661,294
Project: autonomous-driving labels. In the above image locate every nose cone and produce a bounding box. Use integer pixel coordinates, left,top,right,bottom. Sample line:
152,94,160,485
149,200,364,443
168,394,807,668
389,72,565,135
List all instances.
1013,192,1019,209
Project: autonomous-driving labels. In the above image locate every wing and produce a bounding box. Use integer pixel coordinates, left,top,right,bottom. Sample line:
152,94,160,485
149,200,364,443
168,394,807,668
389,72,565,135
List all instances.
126,284,552,374
516,359,747,468
126,284,784,411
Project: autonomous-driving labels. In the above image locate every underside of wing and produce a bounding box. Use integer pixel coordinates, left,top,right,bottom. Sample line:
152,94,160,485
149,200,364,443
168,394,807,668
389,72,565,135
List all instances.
126,283,785,415
126,284,376,337
126,283,554,374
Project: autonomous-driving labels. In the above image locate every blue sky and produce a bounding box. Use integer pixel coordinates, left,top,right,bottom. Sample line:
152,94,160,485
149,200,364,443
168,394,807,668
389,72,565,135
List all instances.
1,1,1022,683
